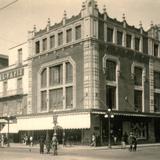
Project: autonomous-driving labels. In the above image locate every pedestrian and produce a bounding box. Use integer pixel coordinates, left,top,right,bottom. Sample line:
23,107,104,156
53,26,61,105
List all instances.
133,135,137,151
45,134,51,154
128,132,134,152
29,136,33,152
90,133,96,147
51,133,58,155
39,136,45,154
1,134,4,147
62,132,66,147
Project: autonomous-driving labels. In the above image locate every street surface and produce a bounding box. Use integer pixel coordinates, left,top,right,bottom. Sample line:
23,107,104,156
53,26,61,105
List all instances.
0,145,160,160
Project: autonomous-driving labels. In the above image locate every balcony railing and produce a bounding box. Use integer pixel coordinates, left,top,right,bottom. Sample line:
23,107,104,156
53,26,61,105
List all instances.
0,88,23,98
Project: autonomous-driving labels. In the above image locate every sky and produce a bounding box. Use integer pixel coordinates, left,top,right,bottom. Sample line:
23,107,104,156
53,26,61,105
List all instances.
0,0,160,55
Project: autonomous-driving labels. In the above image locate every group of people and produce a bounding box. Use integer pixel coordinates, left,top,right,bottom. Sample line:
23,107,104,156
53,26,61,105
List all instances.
39,133,58,155
121,132,137,151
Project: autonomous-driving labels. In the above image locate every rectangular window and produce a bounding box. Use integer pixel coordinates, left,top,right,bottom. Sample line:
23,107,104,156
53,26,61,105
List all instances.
126,34,132,48
134,90,142,112
135,37,140,51
18,48,22,65
75,25,81,40
50,35,55,49
35,41,40,54
107,27,113,43
66,87,73,108
66,29,72,43
143,37,148,54
49,89,63,110
154,44,158,57
117,31,123,45
3,102,8,116
58,32,63,46
3,81,7,96
134,67,142,86
17,100,22,115
42,38,47,51
106,60,116,81
41,68,47,88
41,91,47,111
17,78,22,93
154,93,160,112
66,62,73,83
49,65,63,86
154,71,160,89
106,86,116,110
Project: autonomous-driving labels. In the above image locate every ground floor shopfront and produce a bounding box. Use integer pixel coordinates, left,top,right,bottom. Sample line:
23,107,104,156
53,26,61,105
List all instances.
1,110,160,145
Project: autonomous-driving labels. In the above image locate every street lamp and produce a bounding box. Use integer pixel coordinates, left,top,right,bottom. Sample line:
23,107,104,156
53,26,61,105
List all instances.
53,111,58,135
104,108,114,148
7,115,10,147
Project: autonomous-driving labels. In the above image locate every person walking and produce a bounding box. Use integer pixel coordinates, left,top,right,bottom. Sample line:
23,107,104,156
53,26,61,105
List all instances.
29,136,33,152
51,133,58,155
128,132,134,152
45,134,51,154
133,135,137,151
39,136,45,154
90,133,96,147
1,134,4,147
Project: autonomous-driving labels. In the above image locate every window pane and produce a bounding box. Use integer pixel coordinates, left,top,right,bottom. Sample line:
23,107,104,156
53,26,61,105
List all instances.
66,62,73,83
50,35,55,49
135,37,140,51
107,28,113,42
154,71,160,89
75,25,81,40
3,81,7,96
49,89,63,110
66,29,72,43
126,34,131,48
58,32,63,46
66,87,73,108
41,68,47,88
117,31,123,45
42,38,47,51
17,78,22,93
106,86,116,109
35,41,40,54
134,90,142,112
134,67,142,86
106,60,116,81
154,93,160,112
49,65,63,86
18,49,22,64
154,44,158,57
41,91,47,111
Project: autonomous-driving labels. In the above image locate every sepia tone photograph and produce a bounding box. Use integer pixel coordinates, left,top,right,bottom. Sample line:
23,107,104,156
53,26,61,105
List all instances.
0,0,160,159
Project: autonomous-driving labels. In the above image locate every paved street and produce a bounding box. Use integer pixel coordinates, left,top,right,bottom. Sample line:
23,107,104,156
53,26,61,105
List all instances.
0,145,160,160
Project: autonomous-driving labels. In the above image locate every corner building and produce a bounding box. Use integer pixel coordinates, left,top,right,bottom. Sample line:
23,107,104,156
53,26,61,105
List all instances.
2,0,160,145
26,0,160,144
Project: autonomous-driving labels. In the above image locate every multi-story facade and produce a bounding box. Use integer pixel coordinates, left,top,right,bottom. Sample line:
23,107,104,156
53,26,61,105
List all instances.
0,42,31,142
1,0,160,144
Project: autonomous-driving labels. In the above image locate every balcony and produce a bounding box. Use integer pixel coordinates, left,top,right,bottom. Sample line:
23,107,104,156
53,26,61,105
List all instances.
0,88,23,98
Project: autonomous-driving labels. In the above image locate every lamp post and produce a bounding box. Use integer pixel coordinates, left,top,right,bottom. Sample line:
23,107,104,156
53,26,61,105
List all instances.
7,115,10,147
53,112,58,135
104,108,114,148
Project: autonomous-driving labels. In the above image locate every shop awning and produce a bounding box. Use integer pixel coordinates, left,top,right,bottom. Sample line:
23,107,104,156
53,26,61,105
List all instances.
17,113,91,131
0,123,19,133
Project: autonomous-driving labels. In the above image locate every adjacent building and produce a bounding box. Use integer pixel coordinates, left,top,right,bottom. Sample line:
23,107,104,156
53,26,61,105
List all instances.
1,0,160,145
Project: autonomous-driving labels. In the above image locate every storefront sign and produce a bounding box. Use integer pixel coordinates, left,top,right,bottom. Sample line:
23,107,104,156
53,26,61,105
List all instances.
0,68,24,81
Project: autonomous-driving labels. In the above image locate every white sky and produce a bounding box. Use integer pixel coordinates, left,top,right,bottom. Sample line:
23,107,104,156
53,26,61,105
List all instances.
0,0,160,55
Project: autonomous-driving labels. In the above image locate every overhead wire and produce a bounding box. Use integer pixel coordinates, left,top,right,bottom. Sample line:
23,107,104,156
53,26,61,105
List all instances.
0,0,18,11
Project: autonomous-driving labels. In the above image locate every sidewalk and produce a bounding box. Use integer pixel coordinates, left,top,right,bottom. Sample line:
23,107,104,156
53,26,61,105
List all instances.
7,142,160,150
